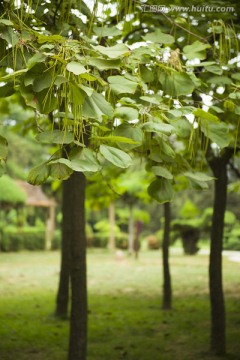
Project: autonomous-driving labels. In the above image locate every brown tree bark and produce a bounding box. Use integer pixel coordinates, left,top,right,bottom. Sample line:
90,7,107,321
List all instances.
55,178,71,318
208,148,234,355
68,171,88,360
162,202,172,310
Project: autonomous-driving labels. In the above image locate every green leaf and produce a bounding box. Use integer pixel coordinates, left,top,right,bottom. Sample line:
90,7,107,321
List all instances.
1,27,19,46
99,145,132,168
193,109,219,123
0,135,8,160
114,106,138,121
207,76,232,85
147,178,174,203
82,92,113,119
170,119,191,138
108,76,138,95
69,82,86,105
183,41,211,60
231,73,240,81
229,92,240,100
78,84,94,97
94,135,139,145
159,72,195,97
151,166,173,180
27,163,50,185
93,27,122,37
54,75,68,86
27,53,46,68
139,66,155,83
0,83,15,98
33,69,54,92
88,57,121,70
200,121,230,148
0,19,14,25
36,130,74,144
144,29,175,44
205,65,223,75
35,89,58,114
113,124,142,150
48,159,73,180
92,43,130,59
141,122,174,134
184,171,214,182
70,148,101,172
66,61,88,75
140,96,160,105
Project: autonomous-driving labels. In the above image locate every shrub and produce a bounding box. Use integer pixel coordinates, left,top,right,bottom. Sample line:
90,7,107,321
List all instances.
1,226,45,252
51,230,61,250
115,233,128,249
223,226,240,251
1,226,62,252
146,235,161,250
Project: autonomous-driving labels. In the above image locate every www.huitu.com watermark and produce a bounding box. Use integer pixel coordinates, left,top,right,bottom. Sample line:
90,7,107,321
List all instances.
141,4,235,13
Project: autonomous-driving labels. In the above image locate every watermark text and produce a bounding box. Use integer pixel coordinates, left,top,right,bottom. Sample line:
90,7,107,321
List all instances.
141,4,235,13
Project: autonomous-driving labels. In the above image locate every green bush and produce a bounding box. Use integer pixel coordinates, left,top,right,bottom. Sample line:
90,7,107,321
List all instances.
115,233,128,249
146,234,161,250
1,226,46,251
51,230,61,250
223,226,240,250
1,226,64,252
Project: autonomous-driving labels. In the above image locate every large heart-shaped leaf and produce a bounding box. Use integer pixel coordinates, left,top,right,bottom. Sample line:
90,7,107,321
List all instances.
36,130,74,144
66,61,88,75
113,124,142,150
159,72,195,97
183,41,211,60
108,76,138,95
147,178,174,203
114,106,138,121
151,166,173,180
27,163,50,185
82,92,113,119
99,145,132,168
141,122,174,134
48,159,73,180
70,148,101,172
200,121,230,148
144,29,175,44
88,58,121,70
92,43,130,59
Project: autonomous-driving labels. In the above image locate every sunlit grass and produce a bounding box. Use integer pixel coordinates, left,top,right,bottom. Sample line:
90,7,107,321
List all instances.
0,249,239,360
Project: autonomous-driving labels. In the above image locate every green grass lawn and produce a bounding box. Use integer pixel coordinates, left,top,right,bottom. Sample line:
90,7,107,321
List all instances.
0,249,239,360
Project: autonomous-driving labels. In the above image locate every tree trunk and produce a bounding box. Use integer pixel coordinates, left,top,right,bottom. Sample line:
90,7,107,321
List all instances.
208,149,233,356
108,201,115,251
55,180,71,318
162,202,172,310
68,171,88,360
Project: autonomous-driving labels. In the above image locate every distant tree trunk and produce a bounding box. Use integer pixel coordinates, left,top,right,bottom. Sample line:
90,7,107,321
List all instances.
208,148,233,356
55,179,71,318
68,171,88,360
108,201,115,251
162,202,172,310
128,204,134,255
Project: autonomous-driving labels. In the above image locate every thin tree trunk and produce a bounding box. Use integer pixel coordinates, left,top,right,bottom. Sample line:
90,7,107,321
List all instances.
55,179,71,318
108,201,115,251
68,171,88,360
162,202,172,310
208,148,233,356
